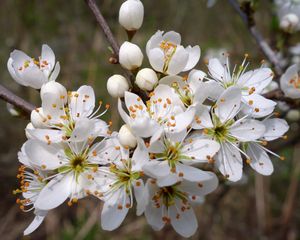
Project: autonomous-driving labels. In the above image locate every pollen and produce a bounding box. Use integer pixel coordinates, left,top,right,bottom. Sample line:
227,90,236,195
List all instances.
254,108,260,112
248,100,253,105
117,204,123,210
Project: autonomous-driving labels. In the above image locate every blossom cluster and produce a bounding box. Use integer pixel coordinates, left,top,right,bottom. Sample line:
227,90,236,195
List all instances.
7,0,292,238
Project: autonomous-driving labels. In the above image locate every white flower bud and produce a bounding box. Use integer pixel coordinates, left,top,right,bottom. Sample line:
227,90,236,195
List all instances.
118,124,137,148
40,81,67,103
31,107,47,128
287,109,300,121
107,74,129,98
119,0,144,31
280,13,299,31
135,68,158,91
119,41,143,70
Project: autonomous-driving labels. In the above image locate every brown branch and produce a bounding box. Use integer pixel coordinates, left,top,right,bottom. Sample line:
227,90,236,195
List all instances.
0,84,35,116
85,0,120,57
228,0,283,76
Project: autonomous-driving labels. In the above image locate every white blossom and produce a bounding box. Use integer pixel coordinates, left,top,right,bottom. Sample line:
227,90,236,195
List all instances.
280,64,300,99
7,44,60,89
146,31,200,75
142,177,218,238
118,124,137,148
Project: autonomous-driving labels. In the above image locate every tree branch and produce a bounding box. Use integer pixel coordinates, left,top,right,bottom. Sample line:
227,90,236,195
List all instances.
0,84,35,116
228,0,283,76
85,0,120,57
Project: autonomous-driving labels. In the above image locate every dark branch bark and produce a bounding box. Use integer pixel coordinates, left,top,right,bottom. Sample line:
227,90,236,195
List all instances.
85,0,120,57
228,0,283,76
0,84,35,116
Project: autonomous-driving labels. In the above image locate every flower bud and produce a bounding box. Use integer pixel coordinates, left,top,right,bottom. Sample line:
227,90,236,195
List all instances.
40,81,67,103
31,107,47,128
118,124,137,148
119,0,144,31
107,74,129,98
287,109,300,121
135,68,158,91
119,42,143,70
280,13,299,32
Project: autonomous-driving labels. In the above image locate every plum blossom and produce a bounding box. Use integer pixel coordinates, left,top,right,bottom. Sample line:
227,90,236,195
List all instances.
196,87,266,181
118,84,195,140
207,56,276,117
245,118,289,175
95,141,149,230
280,64,300,99
7,44,60,89
22,136,119,211
27,82,109,144
146,31,200,75
142,176,218,238
143,131,220,187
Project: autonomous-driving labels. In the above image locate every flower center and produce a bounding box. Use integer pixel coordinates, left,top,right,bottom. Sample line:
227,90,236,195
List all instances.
160,40,177,73
289,74,300,89
70,156,86,173
153,185,188,207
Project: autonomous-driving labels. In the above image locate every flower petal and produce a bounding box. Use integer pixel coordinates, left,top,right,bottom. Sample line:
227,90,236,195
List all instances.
229,119,265,142
167,46,189,75
262,118,289,141
183,45,201,71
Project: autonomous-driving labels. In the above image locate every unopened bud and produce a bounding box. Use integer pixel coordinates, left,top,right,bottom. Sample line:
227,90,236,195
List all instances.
119,0,144,31
287,109,300,121
135,68,158,91
280,13,299,32
119,42,143,70
107,74,129,98
118,124,137,148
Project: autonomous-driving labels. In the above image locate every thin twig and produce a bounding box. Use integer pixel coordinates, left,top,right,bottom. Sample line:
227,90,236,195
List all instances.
85,0,120,57
0,84,35,116
228,0,283,76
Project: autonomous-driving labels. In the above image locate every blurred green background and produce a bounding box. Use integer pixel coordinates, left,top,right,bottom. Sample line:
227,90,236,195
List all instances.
0,0,299,239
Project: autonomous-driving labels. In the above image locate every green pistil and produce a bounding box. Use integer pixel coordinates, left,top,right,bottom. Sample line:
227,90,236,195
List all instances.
109,161,140,192
159,185,188,207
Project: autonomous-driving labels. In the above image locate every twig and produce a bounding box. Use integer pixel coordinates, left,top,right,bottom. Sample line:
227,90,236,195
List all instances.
85,0,120,57
0,84,35,116
228,0,283,76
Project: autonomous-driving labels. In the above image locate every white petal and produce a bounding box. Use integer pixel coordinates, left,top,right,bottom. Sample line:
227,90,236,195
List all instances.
24,140,61,170
143,161,170,178
148,48,165,73
152,84,184,109
34,174,72,210
208,58,230,83
262,118,289,141
69,85,95,119
167,46,189,75
156,173,179,187
183,45,201,71
215,86,241,123
69,118,95,142
177,164,217,183
247,143,273,175
41,44,55,71
20,66,47,89
124,91,147,112
181,138,220,162
101,192,129,231
26,128,65,144
169,106,195,133
133,180,146,216
238,68,273,94
242,94,276,118
192,105,213,129
163,31,181,45
146,30,164,54
131,140,149,171
229,119,265,142
159,75,185,89
280,64,300,99
7,58,24,86
169,203,198,238
49,62,60,82
24,214,46,235
215,143,243,182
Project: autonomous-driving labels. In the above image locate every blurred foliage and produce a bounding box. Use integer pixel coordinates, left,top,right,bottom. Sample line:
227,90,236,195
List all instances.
0,0,299,239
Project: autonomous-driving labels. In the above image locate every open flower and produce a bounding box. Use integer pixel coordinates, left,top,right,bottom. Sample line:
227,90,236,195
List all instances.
27,83,109,144
15,149,48,235
197,87,266,181
94,140,149,231
280,64,300,99
23,136,119,211
7,44,60,89
245,118,289,175
146,31,200,75
207,55,276,117
143,131,220,186
118,84,195,140
142,177,218,238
